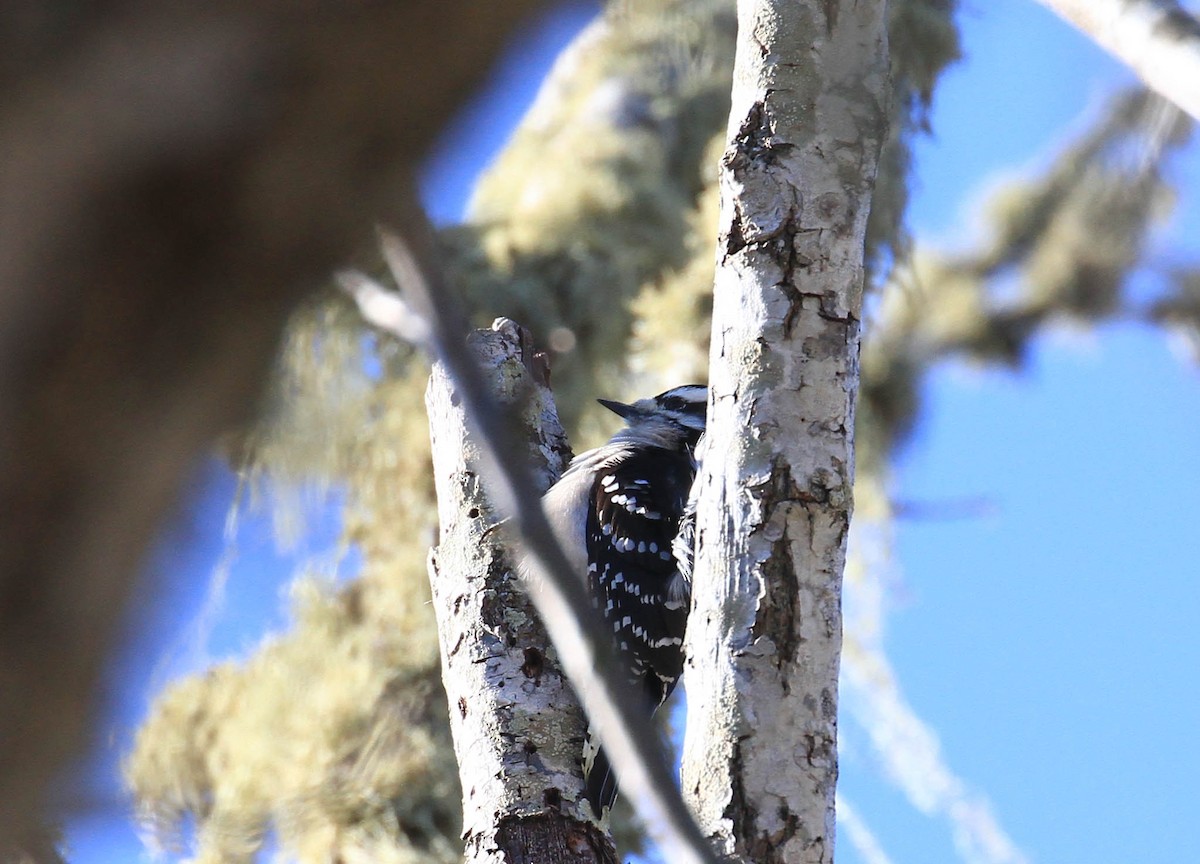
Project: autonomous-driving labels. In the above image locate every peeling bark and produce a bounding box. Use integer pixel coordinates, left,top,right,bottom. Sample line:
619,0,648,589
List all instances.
681,1,889,863
426,319,617,864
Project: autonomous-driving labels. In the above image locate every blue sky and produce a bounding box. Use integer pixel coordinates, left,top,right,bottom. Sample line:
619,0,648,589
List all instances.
65,1,1199,862
838,2,1200,863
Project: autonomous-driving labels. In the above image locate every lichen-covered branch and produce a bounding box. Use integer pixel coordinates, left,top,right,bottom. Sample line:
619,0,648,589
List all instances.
859,87,1191,471
425,319,614,863
445,0,737,428
681,1,890,862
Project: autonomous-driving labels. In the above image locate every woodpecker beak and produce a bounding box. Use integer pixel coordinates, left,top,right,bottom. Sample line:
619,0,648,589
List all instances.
597,398,638,419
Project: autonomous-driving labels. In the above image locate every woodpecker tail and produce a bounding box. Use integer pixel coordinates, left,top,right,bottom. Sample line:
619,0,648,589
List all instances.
581,727,618,818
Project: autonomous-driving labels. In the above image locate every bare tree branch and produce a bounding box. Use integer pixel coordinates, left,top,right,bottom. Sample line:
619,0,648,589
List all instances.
343,221,721,864
1033,0,1200,121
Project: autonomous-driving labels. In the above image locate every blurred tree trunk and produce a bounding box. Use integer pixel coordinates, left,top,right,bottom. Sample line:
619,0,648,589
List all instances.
681,1,889,862
0,0,546,853
425,319,616,864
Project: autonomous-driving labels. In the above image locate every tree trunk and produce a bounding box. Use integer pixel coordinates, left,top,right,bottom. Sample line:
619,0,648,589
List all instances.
426,318,617,864
681,1,890,863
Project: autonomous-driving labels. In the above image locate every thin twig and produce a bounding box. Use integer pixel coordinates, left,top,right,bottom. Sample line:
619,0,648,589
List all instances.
342,214,720,864
335,270,432,347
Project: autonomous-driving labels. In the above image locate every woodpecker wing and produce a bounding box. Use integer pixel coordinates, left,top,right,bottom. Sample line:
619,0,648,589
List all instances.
586,445,694,707
582,445,695,817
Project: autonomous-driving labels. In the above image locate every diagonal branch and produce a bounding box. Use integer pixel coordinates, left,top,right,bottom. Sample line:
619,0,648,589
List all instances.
1033,0,1200,121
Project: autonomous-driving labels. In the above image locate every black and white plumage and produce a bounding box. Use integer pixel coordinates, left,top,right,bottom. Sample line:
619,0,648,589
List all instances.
541,384,707,817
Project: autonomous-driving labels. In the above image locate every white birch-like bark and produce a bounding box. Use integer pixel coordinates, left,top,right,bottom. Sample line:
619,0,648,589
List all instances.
426,318,617,864
1034,0,1200,122
681,2,889,863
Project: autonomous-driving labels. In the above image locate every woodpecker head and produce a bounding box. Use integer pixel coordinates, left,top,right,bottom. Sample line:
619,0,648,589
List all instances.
598,384,708,449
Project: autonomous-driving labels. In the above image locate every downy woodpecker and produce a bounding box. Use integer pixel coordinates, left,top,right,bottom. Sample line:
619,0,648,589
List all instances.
541,384,707,817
